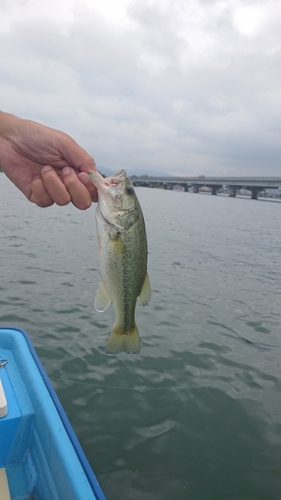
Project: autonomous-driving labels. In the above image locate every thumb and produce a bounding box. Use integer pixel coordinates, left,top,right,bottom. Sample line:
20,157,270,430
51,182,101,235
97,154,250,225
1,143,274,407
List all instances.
58,134,97,173
78,171,98,202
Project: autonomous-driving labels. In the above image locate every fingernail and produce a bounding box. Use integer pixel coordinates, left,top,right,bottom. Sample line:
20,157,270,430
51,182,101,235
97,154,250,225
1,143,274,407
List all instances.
41,165,52,173
62,167,72,175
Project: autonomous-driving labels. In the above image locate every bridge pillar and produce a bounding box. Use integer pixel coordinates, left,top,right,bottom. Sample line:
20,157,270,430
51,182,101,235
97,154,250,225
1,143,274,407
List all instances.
183,184,189,192
228,187,237,197
250,188,263,200
212,187,217,195
192,185,200,193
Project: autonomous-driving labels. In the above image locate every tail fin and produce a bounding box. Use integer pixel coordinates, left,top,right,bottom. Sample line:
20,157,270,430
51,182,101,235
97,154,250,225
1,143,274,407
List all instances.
105,324,140,355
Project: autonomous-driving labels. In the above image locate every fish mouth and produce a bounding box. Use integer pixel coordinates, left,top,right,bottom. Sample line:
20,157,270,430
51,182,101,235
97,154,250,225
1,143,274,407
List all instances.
109,169,127,181
104,170,127,187
88,170,127,195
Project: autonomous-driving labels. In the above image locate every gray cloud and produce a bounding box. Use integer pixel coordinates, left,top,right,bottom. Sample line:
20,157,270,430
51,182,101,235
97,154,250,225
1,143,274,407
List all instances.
1,0,281,175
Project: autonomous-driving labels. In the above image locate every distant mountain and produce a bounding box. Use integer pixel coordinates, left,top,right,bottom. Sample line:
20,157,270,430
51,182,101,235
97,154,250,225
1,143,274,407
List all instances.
97,166,173,177
96,166,115,176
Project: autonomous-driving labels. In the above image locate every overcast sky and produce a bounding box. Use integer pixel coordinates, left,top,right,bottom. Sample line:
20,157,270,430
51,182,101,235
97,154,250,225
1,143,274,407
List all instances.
1,0,281,176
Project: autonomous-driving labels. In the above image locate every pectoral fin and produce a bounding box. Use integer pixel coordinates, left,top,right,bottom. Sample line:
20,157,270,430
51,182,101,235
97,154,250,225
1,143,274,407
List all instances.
110,234,126,254
138,273,151,307
94,282,111,312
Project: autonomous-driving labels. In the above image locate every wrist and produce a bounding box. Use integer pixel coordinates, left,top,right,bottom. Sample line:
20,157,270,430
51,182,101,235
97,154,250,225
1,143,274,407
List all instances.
0,111,21,138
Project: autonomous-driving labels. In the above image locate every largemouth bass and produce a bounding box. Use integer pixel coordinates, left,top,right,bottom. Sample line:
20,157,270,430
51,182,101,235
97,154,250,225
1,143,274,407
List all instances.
88,169,151,354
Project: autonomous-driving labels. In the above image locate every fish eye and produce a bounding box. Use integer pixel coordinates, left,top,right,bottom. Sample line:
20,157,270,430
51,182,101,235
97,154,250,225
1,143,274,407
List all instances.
126,186,134,195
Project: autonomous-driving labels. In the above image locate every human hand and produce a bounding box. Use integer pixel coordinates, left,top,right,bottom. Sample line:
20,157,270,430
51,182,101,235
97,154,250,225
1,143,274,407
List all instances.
0,111,98,209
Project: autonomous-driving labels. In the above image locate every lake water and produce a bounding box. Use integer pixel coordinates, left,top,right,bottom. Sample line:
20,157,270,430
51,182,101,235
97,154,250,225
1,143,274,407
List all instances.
1,173,281,500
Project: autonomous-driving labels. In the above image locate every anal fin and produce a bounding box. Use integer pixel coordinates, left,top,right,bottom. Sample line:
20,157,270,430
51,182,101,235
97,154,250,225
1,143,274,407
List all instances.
138,273,151,307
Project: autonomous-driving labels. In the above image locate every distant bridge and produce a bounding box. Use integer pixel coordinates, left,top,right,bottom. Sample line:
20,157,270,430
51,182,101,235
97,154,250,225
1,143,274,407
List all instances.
131,176,281,199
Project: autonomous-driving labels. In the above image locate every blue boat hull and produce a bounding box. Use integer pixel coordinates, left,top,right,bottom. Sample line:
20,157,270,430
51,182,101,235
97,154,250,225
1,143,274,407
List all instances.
0,327,106,500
